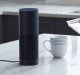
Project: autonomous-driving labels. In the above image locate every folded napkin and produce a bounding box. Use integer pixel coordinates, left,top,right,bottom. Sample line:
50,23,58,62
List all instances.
67,18,80,34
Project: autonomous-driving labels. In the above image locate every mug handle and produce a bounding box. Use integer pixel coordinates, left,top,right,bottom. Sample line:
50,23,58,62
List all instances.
43,40,51,52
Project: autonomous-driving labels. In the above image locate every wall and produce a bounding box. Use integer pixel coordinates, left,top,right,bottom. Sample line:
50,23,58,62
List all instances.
0,0,44,4
45,0,80,6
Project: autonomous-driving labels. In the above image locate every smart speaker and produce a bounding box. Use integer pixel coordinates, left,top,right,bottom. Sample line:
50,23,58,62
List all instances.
19,8,39,65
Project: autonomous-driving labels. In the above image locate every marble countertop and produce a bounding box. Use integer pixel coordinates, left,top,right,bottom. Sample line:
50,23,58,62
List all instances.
0,2,80,18
0,34,80,75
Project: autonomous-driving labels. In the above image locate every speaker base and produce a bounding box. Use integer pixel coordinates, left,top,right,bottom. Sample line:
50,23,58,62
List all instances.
19,59,38,65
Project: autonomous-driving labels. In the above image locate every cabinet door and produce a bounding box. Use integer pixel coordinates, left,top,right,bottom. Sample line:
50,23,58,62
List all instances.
54,18,80,35
39,17,54,34
0,15,3,43
2,16,55,43
2,15,19,43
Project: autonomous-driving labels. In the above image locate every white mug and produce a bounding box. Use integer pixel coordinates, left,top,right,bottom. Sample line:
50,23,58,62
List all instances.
44,36,68,58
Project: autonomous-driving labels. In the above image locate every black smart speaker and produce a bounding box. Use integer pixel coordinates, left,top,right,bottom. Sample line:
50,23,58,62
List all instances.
19,8,39,65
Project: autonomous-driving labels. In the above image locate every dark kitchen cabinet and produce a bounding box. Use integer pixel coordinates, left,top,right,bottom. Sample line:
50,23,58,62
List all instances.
39,17,54,34
54,17,79,35
1,15,19,43
0,15,79,44
39,17,80,35
0,15,3,43
1,15,55,43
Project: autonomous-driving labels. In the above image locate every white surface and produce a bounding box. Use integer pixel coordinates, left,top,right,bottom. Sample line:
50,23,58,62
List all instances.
0,2,80,18
0,34,80,75
67,18,80,34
